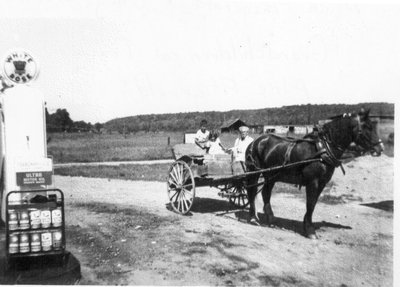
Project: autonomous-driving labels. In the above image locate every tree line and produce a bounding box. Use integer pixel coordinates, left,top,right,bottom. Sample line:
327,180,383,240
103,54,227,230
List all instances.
46,108,103,133
103,102,394,133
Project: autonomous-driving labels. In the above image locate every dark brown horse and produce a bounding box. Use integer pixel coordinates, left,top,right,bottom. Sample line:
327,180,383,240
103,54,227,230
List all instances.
245,110,383,239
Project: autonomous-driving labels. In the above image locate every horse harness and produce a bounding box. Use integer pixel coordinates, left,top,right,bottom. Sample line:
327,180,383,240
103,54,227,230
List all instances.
246,132,346,175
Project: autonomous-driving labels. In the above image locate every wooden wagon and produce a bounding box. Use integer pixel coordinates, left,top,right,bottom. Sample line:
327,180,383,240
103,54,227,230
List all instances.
167,143,253,214
167,143,322,215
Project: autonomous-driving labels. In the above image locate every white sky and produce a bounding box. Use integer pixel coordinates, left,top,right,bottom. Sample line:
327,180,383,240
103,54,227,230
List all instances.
0,0,399,123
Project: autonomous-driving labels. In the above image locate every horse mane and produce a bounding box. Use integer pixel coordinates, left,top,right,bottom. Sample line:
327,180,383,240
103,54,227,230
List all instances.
268,133,317,143
322,113,357,131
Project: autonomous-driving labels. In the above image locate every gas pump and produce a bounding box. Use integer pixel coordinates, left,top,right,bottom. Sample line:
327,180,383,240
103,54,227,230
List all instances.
0,50,80,284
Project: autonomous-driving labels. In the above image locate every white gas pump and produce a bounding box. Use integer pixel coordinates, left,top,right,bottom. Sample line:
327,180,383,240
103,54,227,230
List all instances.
0,50,52,222
0,50,80,283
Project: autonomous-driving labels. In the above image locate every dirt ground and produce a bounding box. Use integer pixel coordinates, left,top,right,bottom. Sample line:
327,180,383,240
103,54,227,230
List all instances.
55,154,393,286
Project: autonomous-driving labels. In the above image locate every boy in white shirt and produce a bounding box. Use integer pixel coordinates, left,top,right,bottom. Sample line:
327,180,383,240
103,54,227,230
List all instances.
195,120,210,151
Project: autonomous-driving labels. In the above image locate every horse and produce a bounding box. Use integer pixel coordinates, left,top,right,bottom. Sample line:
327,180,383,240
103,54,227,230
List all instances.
245,110,383,239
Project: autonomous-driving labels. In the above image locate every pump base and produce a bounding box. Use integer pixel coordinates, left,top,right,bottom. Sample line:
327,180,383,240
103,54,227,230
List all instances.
0,250,81,284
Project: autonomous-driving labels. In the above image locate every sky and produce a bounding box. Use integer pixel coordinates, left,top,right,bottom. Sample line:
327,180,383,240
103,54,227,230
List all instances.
0,0,399,123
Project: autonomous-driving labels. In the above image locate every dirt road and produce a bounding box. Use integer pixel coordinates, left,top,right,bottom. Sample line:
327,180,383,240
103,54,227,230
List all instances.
57,155,393,286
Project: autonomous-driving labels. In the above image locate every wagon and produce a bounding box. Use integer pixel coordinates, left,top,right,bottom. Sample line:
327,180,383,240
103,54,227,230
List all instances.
166,143,251,214
167,143,322,215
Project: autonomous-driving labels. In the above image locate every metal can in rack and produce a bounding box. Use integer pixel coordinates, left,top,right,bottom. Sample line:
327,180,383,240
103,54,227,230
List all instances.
8,210,18,231
9,234,19,254
51,207,62,227
52,231,62,250
19,210,30,230
29,208,41,229
40,209,51,228
30,233,41,252
19,233,30,253
41,232,52,251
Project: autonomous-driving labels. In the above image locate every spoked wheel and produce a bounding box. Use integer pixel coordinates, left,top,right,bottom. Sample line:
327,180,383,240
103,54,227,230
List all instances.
167,160,195,215
227,184,249,208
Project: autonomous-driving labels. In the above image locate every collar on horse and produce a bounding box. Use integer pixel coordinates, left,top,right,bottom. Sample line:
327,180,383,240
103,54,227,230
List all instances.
317,136,345,174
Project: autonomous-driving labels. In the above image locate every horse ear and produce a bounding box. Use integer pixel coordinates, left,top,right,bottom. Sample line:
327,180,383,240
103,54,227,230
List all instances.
358,108,370,120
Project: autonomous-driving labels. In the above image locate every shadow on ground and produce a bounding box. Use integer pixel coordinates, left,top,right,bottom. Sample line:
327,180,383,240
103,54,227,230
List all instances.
234,211,352,237
165,197,235,215
165,198,352,238
191,197,233,213
360,200,393,212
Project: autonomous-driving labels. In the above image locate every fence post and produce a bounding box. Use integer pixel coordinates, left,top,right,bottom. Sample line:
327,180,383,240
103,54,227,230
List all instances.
167,136,170,146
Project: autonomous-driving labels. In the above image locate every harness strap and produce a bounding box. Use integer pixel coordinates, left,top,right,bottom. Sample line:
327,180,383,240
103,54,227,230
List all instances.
319,137,345,175
283,142,296,166
246,135,346,176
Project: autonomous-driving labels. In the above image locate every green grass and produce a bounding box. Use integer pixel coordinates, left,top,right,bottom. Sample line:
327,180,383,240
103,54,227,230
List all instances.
47,132,184,163
47,131,251,163
54,163,170,181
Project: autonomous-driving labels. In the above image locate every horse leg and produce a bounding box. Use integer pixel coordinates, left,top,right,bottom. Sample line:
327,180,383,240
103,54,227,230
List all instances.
262,180,275,225
304,179,326,239
246,174,260,225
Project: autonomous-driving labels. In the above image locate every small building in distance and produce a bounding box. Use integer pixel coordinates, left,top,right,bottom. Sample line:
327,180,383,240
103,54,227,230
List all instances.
263,125,314,137
220,118,248,133
247,123,264,134
263,125,287,134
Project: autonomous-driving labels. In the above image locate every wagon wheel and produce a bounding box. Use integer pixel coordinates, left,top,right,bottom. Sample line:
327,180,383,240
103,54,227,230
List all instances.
228,174,265,208
227,184,249,208
167,160,195,215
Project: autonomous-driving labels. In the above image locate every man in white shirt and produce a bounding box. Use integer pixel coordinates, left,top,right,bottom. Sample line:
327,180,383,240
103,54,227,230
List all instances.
195,119,210,151
229,126,253,162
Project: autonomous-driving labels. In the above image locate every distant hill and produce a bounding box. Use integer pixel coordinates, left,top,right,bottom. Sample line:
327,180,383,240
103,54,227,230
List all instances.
104,102,394,133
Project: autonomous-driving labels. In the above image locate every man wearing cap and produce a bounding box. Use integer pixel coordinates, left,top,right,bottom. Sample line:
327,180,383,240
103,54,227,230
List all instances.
229,126,253,162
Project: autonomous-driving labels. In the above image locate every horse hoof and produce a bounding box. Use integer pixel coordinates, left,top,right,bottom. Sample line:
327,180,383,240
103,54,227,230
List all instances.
249,218,261,226
266,216,276,225
307,234,318,240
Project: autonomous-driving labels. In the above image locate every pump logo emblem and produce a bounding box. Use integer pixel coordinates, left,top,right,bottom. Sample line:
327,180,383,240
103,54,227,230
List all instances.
2,51,39,84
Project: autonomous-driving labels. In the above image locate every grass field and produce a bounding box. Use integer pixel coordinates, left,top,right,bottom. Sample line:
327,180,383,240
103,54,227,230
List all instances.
47,131,242,163
55,163,170,182
48,132,184,163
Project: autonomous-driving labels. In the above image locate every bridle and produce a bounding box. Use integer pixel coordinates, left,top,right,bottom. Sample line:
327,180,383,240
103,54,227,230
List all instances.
352,115,383,153
317,113,382,171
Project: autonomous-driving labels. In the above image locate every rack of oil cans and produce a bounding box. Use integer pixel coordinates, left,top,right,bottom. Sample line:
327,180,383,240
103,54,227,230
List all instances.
5,189,66,264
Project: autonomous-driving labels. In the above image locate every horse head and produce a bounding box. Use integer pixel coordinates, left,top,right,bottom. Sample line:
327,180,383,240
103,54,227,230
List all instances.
352,109,384,156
